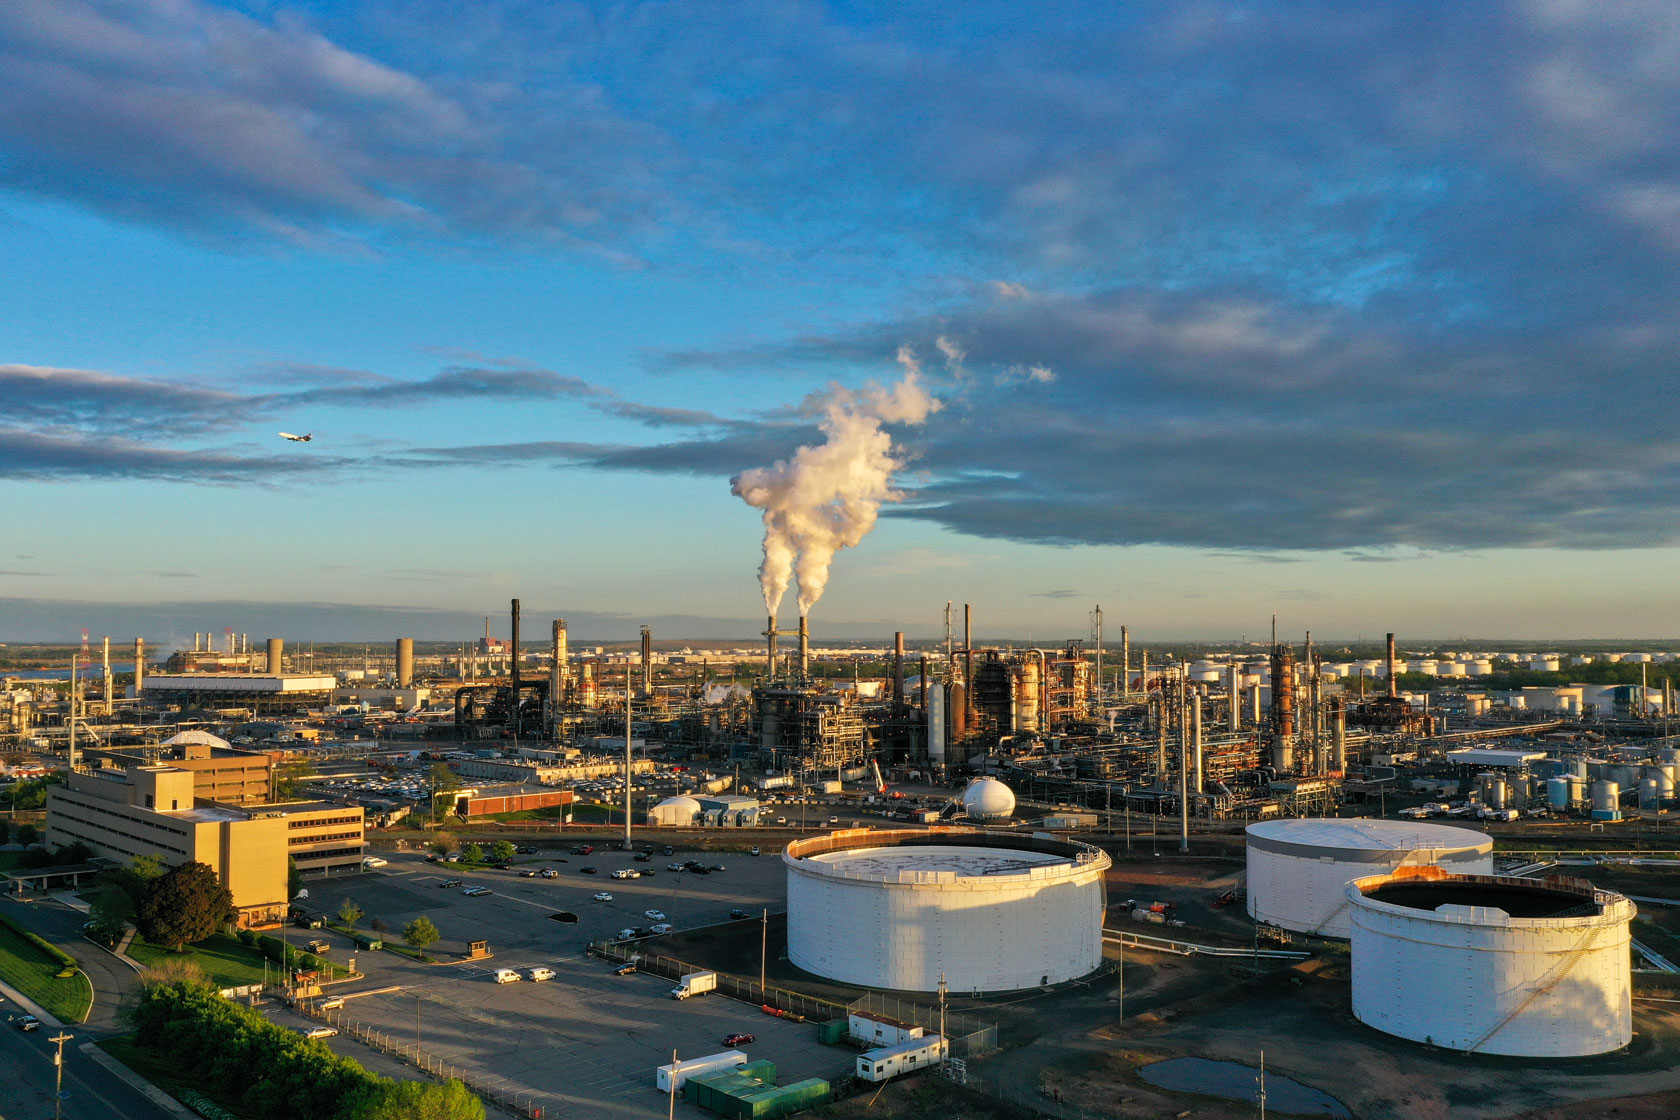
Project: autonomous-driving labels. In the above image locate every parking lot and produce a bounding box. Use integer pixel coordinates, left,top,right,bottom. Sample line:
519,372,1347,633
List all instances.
297,844,848,1119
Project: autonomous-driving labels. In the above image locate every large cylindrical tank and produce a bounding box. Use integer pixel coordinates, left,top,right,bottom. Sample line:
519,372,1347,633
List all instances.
1348,868,1634,1056
395,637,415,687
1245,820,1494,938
1657,768,1678,798
1639,779,1660,810
1545,777,1570,811
784,829,1110,992
1479,775,1508,811
1590,781,1620,813
265,637,283,673
926,682,946,763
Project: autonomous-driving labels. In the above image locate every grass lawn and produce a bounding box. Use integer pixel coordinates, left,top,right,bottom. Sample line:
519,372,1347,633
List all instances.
0,921,92,1022
129,932,274,989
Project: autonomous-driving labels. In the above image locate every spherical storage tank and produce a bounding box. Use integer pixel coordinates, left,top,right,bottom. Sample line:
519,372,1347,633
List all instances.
962,777,1017,821
1246,819,1493,938
1348,867,1634,1056
784,828,1109,993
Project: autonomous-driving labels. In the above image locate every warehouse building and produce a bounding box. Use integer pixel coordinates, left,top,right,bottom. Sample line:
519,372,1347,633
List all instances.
450,784,575,818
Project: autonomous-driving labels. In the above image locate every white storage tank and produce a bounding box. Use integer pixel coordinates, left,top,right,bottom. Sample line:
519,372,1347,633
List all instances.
962,777,1017,821
1348,867,1634,1056
784,828,1109,993
1245,819,1493,938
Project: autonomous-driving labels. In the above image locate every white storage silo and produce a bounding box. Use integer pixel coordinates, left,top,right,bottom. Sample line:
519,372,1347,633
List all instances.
962,777,1017,821
784,828,1110,993
1245,819,1493,938
1348,867,1634,1056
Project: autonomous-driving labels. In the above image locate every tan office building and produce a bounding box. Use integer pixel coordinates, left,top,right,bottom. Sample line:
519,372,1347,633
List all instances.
84,736,274,804
46,765,365,928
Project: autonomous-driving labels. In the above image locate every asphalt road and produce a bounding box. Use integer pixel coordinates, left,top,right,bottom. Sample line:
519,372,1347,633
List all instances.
6,899,138,1034
0,1016,176,1120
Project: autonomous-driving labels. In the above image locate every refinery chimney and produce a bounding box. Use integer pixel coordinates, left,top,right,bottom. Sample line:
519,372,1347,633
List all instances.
396,638,414,688
102,636,111,712
510,599,522,737
893,632,905,705
551,619,567,709
765,615,778,678
640,626,653,694
133,638,145,693
1385,632,1397,699
266,638,283,674
798,616,809,678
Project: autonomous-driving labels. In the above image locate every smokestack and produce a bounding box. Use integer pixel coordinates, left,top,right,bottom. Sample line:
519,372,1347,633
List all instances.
640,625,653,695
962,603,974,720
396,638,414,688
102,636,111,711
134,638,145,693
918,654,929,710
551,619,567,712
893,632,905,705
1191,689,1203,795
1331,698,1347,773
766,615,778,678
798,616,809,678
1386,633,1397,699
266,638,283,674
510,599,522,737
1228,662,1240,732
1121,625,1130,695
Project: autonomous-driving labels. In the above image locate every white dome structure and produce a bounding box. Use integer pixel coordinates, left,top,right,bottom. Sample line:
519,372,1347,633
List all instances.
159,729,231,750
962,777,1016,821
646,795,702,827
784,828,1109,993
1246,819,1493,938
1349,867,1634,1056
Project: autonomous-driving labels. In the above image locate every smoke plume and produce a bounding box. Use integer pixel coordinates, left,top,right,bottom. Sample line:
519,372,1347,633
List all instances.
731,349,939,617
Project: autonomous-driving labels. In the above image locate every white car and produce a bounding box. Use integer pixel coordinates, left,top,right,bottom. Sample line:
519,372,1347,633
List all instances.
362,856,388,868
643,910,666,921
528,967,555,982
611,869,639,880
650,923,674,934
593,891,614,902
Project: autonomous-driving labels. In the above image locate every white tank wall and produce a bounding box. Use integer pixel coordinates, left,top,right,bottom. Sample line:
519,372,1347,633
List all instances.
1245,821,1493,938
786,841,1109,992
1349,880,1634,1056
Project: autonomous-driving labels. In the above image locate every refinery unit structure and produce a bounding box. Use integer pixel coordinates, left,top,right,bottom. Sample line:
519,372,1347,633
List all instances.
1347,866,1635,1057
783,828,1110,993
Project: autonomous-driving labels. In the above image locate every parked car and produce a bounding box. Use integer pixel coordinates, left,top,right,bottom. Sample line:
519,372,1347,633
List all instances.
633,853,652,862
708,864,726,872
650,923,674,934
539,868,559,879
667,863,686,872
318,997,344,1011
688,866,710,875
729,909,750,920
722,1033,755,1047
439,879,463,888
827,817,840,825
593,892,614,902
517,846,538,854
528,967,555,982
579,866,598,874
616,928,639,940
361,856,388,868
493,969,521,984
571,845,595,855
644,909,666,921
749,847,760,856
303,1026,338,1039
611,869,639,880
306,939,331,954
445,854,461,862
613,962,638,976
520,869,538,878
12,1014,40,1032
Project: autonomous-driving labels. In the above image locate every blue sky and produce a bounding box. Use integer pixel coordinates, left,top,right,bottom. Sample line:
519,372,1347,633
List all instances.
3,1,1679,643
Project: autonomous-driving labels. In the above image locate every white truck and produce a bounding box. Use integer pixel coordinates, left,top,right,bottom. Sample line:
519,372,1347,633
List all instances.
670,971,717,1000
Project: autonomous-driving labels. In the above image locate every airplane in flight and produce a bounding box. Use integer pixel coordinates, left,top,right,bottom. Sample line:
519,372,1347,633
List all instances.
278,432,313,443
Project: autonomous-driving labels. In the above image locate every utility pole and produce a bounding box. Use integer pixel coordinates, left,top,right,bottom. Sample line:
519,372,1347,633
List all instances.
1258,1049,1267,1120
937,970,948,1070
50,1031,73,1120
624,670,633,851
668,1048,680,1120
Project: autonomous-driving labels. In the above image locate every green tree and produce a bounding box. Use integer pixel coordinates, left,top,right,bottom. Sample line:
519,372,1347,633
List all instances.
99,853,167,911
403,915,441,956
359,1077,485,1120
88,884,135,941
16,822,39,845
488,840,516,864
428,763,461,792
137,861,234,952
459,843,483,864
288,855,304,899
273,759,315,801
338,897,363,929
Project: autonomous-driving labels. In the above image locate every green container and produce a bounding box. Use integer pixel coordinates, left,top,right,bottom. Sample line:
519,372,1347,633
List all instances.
817,1018,847,1045
354,935,383,950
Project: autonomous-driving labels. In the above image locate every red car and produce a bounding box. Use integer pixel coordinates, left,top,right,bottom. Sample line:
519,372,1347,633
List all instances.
722,1033,755,1047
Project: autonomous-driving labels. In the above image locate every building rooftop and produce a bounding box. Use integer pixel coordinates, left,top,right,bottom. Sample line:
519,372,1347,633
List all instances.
809,843,1063,876
1247,818,1492,853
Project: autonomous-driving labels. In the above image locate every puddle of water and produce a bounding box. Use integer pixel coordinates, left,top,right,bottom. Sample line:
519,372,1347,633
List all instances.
1137,1056,1350,1118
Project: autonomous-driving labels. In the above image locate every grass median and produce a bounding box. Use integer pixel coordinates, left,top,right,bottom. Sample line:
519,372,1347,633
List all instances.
130,932,274,989
0,920,92,1023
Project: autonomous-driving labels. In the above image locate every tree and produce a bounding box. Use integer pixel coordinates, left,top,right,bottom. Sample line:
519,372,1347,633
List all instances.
88,884,135,941
459,843,483,864
99,853,166,911
369,917,388,934
359,1077,485,1120
489,840,516,864
403,915,441,956
287,856,303,899
272,759,315,801
338,897,363,929
16,823,38,846
137,861,233,952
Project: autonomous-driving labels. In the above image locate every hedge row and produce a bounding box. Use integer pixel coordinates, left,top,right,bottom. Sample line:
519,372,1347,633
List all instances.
0,909,79,975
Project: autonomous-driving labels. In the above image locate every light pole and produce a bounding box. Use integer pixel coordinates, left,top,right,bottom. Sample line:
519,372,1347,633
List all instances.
760,908,768,991
49,1031,73,1120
